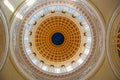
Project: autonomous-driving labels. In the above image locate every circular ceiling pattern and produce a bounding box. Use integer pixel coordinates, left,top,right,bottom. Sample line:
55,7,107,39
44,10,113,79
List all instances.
10,0,105,80
0,8,9,70
34,16,81,62
23,4,88,71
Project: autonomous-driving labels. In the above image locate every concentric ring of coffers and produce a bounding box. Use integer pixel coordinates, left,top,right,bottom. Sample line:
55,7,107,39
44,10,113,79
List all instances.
10,0,105,80
33,15,81,63
24,4,91,73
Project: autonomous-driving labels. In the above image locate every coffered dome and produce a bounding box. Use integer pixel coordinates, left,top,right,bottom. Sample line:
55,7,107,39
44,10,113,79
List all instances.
10,0,105,80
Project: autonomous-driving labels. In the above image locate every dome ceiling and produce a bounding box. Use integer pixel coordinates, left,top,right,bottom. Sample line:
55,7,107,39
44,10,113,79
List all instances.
106,5,120,79
10,0,105,80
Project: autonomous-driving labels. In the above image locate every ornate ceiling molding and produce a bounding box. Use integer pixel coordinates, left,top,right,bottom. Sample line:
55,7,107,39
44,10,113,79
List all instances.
106,5,120,79
10,0,105,80
0,7,9,71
